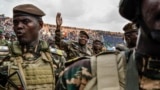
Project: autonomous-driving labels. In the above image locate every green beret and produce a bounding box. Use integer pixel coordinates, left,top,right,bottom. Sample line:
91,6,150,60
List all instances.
79,31,89,39
13,4,45,17
123,23,138,33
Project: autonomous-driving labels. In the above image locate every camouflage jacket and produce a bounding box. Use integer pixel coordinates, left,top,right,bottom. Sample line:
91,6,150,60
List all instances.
56,51,126,90
0,40,55,90
60,40,93,61
56,59,92,90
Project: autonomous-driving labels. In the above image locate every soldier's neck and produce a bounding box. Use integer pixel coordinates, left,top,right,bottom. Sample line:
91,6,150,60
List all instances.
136,29,160,57
20,39,39,51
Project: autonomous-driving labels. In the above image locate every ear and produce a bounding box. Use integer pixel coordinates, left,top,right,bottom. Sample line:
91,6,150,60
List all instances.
39,21,43,30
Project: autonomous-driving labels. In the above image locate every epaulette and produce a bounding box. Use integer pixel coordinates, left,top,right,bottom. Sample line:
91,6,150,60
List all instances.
65,56,90,67
50,47,66,56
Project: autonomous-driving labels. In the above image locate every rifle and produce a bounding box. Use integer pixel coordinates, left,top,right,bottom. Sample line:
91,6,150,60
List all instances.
0,67,27,90
8,70,27,90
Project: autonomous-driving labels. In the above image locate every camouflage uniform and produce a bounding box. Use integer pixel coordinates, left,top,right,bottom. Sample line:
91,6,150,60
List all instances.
92,40,106,55
0,40,55,90
56,58,92,90
0,4,55,90
56,51,126,90
55,30,93,61
64,41,93,60
50,46,66,83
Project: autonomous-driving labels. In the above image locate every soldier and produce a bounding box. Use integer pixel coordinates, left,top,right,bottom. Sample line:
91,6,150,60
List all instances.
56,18,125,90
0,4,55,90
55,13,93,62
0,31,8,46
10,34,17,42
92,39,105,55
123,23,138,49
123,22,138,62
119,0,160,89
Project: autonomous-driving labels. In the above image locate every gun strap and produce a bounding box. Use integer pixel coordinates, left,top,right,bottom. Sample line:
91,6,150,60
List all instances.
15,56,27,88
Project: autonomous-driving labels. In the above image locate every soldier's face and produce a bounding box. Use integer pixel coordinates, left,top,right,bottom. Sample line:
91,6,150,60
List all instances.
93,41,103,50
142,0,160,31
13,15,42,44
79,34,88,45
124,31,138,48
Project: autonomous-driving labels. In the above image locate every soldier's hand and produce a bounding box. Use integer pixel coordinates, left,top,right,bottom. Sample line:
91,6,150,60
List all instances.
56,12,62,30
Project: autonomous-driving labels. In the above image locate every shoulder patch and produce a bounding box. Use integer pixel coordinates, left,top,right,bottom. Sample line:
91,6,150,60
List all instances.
50,47,65,56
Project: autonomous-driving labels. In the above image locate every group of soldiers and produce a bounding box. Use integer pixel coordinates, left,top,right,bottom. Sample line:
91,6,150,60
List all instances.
0,3,105,90
0,0,160,90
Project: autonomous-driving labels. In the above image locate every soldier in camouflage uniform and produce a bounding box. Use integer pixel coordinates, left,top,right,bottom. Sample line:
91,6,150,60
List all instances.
56,16,125,90
120,0,160,89
55,13,93,62
123,23,138,49
92,39,106,55
0,4,55,90
0,31,8,46
123,22,138,62
56,51,125,90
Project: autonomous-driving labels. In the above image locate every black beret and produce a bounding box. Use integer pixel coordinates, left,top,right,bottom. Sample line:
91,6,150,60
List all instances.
79,31,89,39
13,4,45,17
123,23,138,33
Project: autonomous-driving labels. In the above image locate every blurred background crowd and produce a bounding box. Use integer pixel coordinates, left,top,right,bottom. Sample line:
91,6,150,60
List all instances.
0,14,124,50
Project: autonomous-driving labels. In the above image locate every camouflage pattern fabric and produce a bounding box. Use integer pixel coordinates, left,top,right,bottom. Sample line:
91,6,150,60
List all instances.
62,41,93,61
56,59,92,90
50,47,66,83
